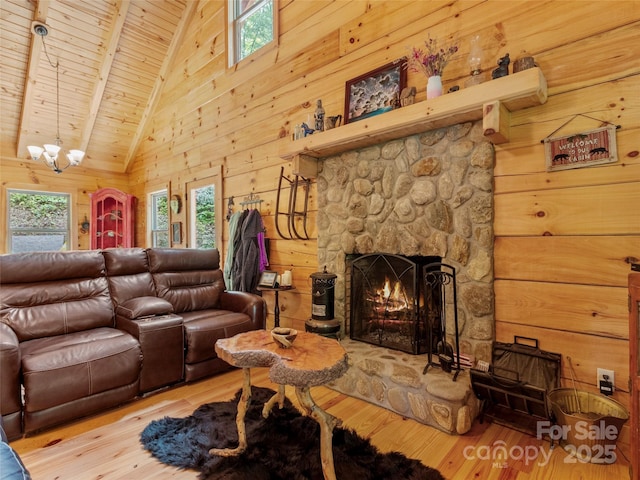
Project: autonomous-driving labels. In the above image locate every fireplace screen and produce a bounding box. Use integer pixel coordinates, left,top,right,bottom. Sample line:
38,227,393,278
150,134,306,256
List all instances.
349,253,440,354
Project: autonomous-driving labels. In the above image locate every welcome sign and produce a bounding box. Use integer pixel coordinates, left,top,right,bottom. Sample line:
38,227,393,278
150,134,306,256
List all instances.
544,125,618,172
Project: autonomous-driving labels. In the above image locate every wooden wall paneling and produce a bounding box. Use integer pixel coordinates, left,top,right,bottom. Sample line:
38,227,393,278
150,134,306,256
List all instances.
494,280,629,340
505,76,639,148
494,132,640,190
266,241,319,270
279,0,351,35
494,182,640,236
534,22,640,95
278,1,367,58
339,0,478,58
194,32,341,133
494,236,640,287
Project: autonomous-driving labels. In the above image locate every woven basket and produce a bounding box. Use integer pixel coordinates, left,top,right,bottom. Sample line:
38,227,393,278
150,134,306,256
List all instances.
548,388,628,463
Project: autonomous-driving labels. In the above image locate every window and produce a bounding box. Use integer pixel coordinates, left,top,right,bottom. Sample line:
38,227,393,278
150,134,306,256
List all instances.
187,172,223,250
190,183,216,249
229,0,276,65
148,190,169,247
7,189,70,253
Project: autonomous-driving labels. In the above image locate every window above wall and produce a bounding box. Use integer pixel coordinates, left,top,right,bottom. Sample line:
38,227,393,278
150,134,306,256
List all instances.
148,190,169,247
7,190,71,253
228,0,277,66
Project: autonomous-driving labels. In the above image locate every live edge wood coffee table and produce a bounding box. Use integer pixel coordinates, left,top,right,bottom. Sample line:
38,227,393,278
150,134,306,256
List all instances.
210,329,349,480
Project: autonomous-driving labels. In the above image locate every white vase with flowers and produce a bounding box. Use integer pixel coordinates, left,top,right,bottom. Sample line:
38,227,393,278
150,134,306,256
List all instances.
407,35,458,100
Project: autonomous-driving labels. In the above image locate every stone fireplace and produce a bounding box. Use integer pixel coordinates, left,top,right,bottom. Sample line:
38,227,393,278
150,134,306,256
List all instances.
315,120,495,434
316,121,495,361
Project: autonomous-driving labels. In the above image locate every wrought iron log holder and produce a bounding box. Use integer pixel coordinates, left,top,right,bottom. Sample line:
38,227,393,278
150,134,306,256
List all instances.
422,262,461,381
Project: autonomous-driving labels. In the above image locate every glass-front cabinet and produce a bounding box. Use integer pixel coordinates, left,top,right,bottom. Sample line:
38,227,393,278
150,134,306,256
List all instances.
90,187,135,249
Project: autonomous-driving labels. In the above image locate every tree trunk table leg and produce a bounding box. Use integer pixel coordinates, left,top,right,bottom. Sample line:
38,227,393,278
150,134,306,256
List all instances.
209,368,251,457
295,386,341,480
262,384,286,418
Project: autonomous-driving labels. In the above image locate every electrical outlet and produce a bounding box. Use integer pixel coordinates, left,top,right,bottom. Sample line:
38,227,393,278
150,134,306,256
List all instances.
597,368,615,395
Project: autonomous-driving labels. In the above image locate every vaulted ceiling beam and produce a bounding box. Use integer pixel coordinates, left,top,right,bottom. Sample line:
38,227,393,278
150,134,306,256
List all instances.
78,0,131,157
16,0,50,158
122,0,198,172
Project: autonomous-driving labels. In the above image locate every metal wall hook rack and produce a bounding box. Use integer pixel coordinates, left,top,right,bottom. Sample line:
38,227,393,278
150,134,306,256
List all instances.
275,166,311,240
227,193,263,220
240,193,263,209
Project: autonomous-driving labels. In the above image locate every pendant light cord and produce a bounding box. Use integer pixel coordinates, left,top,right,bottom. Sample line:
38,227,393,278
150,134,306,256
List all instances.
39,32,61,144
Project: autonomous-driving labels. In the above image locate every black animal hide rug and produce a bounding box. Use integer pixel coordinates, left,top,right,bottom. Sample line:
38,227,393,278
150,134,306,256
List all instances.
140,386,445,480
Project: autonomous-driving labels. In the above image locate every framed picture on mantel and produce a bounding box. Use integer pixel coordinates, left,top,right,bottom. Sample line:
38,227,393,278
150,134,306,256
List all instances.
344,59,407,125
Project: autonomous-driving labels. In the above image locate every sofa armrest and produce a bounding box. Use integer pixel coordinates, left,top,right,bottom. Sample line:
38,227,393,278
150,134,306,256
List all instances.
116,296,174,320
219,291,266,330
0,323,22,417
116,314,183,338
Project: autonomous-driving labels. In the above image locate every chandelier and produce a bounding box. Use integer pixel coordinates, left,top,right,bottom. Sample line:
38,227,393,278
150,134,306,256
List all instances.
27,23,85,174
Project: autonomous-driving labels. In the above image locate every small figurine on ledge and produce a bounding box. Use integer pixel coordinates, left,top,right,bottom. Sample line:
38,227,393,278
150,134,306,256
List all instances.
492,53,510,79
300,123,315,136
314,99,325,132
400,87,416,107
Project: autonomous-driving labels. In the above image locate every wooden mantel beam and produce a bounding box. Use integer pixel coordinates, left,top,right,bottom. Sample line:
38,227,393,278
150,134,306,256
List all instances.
483,100,511,144
279,68,547,166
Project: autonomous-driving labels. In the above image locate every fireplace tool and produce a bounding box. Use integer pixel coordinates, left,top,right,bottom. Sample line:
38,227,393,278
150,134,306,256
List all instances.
422,263,461,380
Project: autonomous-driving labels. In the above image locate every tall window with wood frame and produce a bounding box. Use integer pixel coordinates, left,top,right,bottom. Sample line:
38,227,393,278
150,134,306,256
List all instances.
149,190,169,247
228,0,276,65
187,174,223,250
7,190,71,253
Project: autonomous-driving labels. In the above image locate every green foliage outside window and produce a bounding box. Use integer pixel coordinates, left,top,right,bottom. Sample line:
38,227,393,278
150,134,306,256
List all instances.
238,0,273,61
194,185,216,248
9,192,68,228
8,191,70,252
150,192,169,247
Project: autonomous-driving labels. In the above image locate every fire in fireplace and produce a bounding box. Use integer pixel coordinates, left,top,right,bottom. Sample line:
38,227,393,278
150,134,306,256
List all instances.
349,253,441,354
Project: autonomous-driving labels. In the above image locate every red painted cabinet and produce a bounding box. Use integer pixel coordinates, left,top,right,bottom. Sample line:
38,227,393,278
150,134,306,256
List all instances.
90,187,135,249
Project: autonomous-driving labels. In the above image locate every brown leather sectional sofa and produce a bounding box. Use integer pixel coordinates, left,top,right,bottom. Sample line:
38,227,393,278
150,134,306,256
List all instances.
0,248,266,441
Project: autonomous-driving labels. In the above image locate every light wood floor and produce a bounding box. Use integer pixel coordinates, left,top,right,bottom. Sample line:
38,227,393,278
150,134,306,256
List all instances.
11,368,630,480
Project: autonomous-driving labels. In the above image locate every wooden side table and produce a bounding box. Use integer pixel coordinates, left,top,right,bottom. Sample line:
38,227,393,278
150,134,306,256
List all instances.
257,286,295,327
211,329,348,480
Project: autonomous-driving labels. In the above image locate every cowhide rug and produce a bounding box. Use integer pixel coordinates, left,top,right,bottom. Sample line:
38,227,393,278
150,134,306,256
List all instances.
140,386,445,480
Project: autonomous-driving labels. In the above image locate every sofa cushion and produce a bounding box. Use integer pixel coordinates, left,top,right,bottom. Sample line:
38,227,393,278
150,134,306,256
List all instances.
1,279,114,341
102,248,157,306
19,328,141,412
152,271,224,313
147,248,220,272
180,310,255,363
0,251,114,342
148,247,225,313
116,297,174,319
0,251,105,284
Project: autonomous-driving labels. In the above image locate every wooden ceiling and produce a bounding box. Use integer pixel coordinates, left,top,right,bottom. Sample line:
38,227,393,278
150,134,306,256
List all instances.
0,0,195,173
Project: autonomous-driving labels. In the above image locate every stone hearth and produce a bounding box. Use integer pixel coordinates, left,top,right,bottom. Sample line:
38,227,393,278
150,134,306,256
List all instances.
315,121,497,433
328,338,479,434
